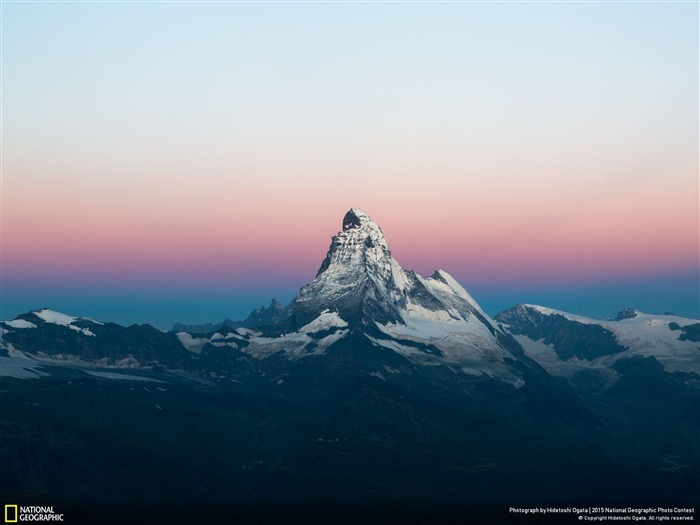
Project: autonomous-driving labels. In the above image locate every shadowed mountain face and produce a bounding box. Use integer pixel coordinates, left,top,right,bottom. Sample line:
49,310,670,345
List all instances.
1,210,698,521
495,304,627,361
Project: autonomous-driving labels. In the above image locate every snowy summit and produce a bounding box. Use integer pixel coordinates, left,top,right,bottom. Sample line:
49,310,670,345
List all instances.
292,208,490,328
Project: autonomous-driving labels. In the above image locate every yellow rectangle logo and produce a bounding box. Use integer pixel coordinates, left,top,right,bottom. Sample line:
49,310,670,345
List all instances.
4,504,18,523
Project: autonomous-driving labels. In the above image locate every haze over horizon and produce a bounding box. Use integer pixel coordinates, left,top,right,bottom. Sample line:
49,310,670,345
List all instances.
2,2,698,328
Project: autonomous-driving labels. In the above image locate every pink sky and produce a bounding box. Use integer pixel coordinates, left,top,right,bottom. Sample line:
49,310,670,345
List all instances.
5,167,697,287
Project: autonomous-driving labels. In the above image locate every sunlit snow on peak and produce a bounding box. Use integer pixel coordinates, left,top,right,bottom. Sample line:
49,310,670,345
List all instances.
298,311,348,334
34,309,78,326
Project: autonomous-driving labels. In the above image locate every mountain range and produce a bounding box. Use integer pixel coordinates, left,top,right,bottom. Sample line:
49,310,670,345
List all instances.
1,208,698,524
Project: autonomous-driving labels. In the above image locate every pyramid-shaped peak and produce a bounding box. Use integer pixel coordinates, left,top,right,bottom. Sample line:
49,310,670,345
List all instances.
342,208,380,231
290,208,496,330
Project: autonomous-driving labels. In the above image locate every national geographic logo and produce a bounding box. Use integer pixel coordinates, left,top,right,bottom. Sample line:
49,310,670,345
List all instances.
4,505,64,522
4,506,17,523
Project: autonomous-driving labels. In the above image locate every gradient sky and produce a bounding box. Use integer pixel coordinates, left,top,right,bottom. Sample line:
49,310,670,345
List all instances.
2,2,698,328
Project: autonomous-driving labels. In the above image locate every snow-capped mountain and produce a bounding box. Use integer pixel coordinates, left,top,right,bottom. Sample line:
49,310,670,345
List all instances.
3,209,698,508
0,308,192,378
2,209,554,389
4,210,696,395
230,208,539,386
495,304,700,386
292,208,490,327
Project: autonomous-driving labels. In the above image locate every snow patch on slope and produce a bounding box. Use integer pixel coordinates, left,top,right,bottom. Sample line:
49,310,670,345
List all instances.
243,313,349,359
4,319,37,329
177,333,210,354
606,312,700,374
374,314,524,386
366,335,436,360
69,325,96,337
246,329,350,360
299,311,348,334
522,305,599,325
23,309,101,336
34,309,78,326
0,355,48,379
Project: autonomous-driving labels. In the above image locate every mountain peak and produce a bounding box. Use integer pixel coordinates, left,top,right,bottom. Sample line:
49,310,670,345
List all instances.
313,208,390,279
292,208,398,326
342,208,377,231
290,208,495,331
